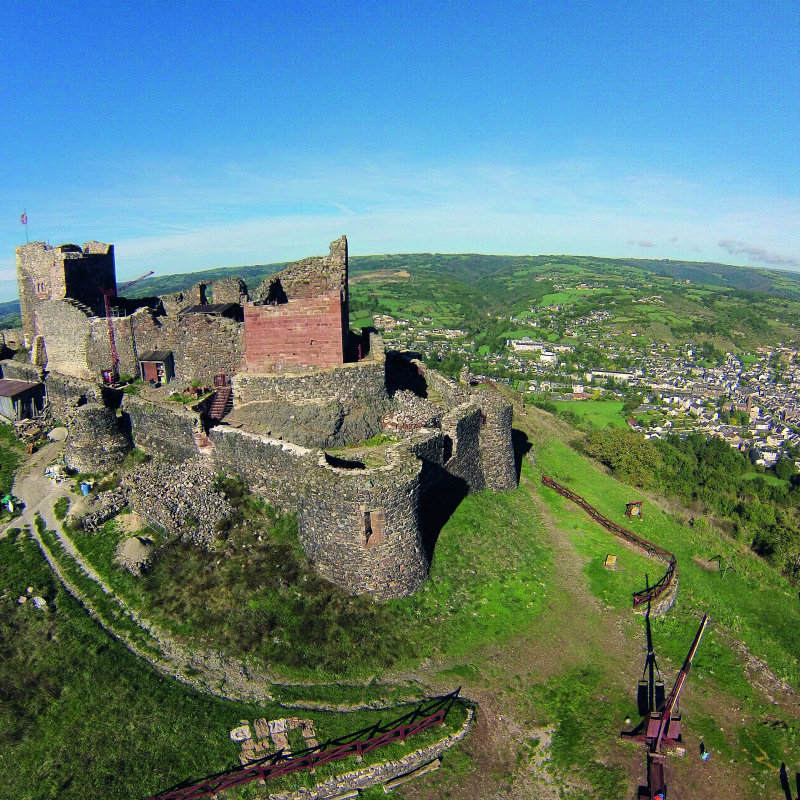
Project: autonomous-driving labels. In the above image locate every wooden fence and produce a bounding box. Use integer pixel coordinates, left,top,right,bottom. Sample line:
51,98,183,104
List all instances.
146,689,462,800
541,476,677,608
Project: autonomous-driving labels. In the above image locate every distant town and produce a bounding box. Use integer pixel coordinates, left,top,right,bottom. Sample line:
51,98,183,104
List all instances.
372,293,800,469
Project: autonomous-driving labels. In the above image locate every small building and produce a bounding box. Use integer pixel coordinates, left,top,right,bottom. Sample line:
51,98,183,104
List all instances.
0,379,45,422
138,351,175,385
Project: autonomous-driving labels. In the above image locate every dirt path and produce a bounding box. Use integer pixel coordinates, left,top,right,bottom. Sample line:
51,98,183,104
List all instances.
394,469,645,800
0,441,70,540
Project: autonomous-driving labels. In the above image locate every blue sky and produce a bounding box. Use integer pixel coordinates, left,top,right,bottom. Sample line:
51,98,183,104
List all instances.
1,0,798,300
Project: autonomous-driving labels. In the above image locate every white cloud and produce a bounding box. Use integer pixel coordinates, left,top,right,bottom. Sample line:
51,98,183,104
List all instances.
718,239,800,268
2,152,800,300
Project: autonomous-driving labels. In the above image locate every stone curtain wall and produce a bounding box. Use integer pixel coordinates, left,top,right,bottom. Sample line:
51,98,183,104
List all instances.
43,372,107,423
37,299,95,379
121,395,201,462
234,357,387,407
417,364,518,493
298,446,429,599
0,329,24,352
133,312,245,384
16,241,115,346
84,308,245,384
441,403,486,492
210,427,429,599
244,294,346,372
209,427,313,508
477,393,517,491
420,364,471,407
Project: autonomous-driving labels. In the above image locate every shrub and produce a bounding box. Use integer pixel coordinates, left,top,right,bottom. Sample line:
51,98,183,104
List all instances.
53,496,70,521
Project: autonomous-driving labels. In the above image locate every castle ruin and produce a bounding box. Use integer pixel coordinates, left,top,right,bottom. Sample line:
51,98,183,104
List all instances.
6,236,517,599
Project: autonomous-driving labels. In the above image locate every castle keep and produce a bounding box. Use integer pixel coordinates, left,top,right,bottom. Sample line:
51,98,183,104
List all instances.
7,236,517,599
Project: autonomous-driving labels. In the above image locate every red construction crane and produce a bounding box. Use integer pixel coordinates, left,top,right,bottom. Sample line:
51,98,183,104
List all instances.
622,613,710,799
99,271,154,384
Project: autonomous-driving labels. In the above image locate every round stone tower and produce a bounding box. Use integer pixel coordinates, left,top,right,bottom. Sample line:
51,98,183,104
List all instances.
477,393,518,491
298,445,429,600
65,403,132,473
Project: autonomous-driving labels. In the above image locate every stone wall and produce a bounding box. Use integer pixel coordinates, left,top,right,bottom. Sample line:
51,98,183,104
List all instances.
230,353,388,448
211,278,248,305
64,403,132,473
210,426,429,599
43,371,109,423
252,236,348,302
0,358,45,384
121,395,201,462
268,707,475,800
0,329,24,352
209,426,313,509
84,308,245,384
16,241,115,346
121,460,233,546
298,446,429,599
244,236,349,373
159,282,208,316
37,299,95,379
419,364,471,406
441,403,485,492
234,338,386,406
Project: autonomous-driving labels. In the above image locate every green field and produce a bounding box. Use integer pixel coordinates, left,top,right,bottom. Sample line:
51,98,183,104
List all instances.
550,400,626,428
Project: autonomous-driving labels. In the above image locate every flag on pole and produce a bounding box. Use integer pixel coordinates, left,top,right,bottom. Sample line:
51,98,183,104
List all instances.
20,213,27,225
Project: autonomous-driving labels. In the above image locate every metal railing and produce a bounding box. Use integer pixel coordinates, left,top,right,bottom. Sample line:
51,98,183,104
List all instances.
146,689,462,800
541,476,677,608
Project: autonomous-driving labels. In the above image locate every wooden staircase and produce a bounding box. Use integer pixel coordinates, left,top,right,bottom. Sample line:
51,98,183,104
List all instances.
208,387,233,420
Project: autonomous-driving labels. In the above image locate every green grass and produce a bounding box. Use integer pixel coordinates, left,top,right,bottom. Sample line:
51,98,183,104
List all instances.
0,422,23,498
742,471,788,487
550,400,626,428
61,476,553,681
522,428,800,797
34,516,161,655
53,496,70,521
0,526,470,799
530,666,628,800
534,437,800,689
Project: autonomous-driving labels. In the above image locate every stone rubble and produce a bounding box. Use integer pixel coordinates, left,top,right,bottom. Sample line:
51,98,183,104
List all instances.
236,716,320,765
382,390,443,431
81,488,128,533
121,460,233,546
